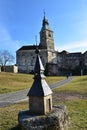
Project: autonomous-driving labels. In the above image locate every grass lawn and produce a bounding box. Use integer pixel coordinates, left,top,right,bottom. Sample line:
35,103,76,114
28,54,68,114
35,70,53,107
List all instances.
0,100,87,130
0,72,33,94
53,76,87,94
64,100,87,130
0,72,65,94
0,75,87,130
53,76,87,130
0,102,28,130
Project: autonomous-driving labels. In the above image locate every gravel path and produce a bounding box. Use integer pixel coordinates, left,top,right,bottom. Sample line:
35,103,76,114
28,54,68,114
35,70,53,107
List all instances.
0,76,74,107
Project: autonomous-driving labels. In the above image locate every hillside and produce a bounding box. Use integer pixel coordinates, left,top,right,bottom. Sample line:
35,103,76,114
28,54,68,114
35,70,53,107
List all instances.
0,72,65,94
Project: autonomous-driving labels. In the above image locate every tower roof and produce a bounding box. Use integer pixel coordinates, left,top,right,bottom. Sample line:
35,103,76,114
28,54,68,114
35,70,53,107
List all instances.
28,79,52,96
41,13,51,31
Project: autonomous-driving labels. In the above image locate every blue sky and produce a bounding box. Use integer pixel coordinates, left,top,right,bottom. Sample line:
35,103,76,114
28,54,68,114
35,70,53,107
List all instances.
0,0,87,61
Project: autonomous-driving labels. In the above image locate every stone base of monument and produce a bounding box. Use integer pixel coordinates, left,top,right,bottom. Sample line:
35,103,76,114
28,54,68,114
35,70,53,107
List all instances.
18,105,71,130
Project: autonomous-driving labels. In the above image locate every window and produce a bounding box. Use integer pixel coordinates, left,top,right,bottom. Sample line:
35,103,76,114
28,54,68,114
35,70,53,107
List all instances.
48,33,51,37
46,99,51,112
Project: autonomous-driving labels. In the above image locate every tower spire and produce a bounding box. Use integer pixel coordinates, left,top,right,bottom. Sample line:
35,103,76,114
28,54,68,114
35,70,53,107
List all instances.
42,11,49,27
35,35,37,46
43,10,46,19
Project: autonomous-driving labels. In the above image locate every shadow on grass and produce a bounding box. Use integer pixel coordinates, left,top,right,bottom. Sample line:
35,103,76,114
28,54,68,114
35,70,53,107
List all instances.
11,125,21,130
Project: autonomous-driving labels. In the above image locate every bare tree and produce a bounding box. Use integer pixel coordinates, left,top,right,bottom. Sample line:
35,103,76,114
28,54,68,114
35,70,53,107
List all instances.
0,50,15,71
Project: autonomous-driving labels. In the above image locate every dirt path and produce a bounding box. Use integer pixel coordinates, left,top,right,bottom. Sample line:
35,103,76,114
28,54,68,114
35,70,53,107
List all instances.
0,76,74,107
53,92,87,103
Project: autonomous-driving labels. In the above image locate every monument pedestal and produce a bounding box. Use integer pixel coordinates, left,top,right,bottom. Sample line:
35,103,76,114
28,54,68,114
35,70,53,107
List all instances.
18,105,71,130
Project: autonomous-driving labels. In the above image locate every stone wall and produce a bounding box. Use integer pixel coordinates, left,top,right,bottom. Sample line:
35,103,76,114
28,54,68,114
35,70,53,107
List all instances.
29,95,52,115
48,63,58,75
16,50,36,73
48,50,57,63
2,65,18,73
16,49,48,73
18,105,71,130
29,96,44,114
84,51,87,66
57,52,82,70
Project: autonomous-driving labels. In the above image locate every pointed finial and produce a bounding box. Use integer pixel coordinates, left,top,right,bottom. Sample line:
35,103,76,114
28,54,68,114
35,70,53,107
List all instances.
43,9,46,19
44,9,46,18
35,35,37,46
35,35,39,54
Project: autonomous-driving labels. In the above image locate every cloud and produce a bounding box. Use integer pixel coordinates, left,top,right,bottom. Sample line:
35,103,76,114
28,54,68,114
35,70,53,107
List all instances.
57,41,87,53
0,26,23,55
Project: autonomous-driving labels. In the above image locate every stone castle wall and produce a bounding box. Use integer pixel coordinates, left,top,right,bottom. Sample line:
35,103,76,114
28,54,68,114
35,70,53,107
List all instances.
16,48,87,75
16,50,36,73
16,49,48,73
3,65,18,73
84,51,87,66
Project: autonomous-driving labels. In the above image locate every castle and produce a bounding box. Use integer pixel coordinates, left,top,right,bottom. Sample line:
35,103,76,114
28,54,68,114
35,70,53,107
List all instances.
16,15,87,75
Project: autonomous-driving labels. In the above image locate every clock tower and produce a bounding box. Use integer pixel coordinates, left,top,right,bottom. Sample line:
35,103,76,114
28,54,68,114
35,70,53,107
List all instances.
39,14,54,50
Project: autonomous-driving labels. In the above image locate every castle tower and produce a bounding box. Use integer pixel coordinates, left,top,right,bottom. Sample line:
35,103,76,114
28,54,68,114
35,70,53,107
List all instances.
39,13,54,50
27,47,53,115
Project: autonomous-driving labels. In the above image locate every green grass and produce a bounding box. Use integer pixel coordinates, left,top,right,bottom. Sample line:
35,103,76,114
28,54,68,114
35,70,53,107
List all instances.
0,74,87,130
0,100,87,130
55,99,87,130
54,76,87,94
0,72,33,94
66,100,87,130
0,102,28,130
53,76,87,130
46,75,65,85
0,72,65,94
